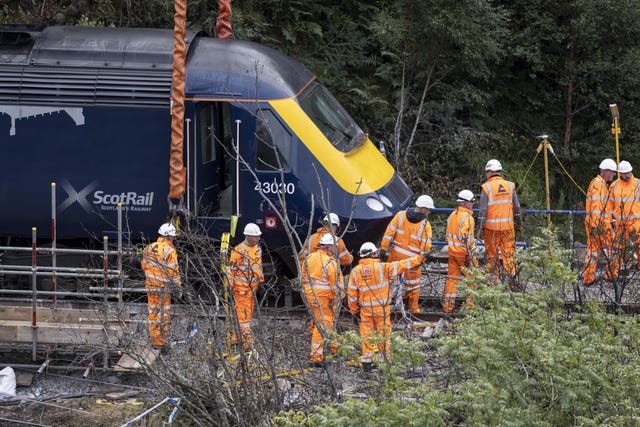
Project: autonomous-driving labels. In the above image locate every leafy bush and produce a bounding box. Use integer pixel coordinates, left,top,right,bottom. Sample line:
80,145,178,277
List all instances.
274,229,640,426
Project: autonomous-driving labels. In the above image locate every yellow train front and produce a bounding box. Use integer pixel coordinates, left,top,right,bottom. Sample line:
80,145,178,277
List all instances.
185,36,414,274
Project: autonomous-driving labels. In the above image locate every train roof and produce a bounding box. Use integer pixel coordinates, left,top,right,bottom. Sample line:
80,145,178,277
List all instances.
0,25,315,107
0,25,199,68
186,37,314,100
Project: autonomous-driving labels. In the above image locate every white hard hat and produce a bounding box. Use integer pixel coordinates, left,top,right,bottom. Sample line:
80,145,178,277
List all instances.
319,233,336,246
359,242,378,258
158,223,177,237
618,160,633,173
415,195,435,210
322,213,340,227
243,223,262,236
457,190,475,203
599,158,617,171
485,159,502,171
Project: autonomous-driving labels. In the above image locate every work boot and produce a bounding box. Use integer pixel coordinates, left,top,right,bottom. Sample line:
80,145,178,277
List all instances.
309,360,325,369
362,362,373,373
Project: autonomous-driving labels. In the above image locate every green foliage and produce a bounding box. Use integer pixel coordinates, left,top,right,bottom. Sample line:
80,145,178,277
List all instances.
275,230,640,425
0,2,31,25
76,14,111,28
490,0,640,208
516,227,578,286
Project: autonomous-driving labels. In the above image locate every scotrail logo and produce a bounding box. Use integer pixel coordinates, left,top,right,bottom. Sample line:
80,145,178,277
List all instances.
58,180,154,213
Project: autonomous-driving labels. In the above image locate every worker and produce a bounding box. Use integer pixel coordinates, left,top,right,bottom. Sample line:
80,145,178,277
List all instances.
477,159,522,283
228,223,264,350
443,190,477,313
606,160,640,279
141,223,182,351
301,233,344,366
582,159,617,285
300,213,352,335
347,242,423,372
380,195,433,313
300,213,353,268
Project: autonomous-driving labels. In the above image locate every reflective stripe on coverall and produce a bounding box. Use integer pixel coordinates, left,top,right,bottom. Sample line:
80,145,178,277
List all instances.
479,176,519,277
141,237,181,347
583,175,614,283
606,176,640,279
229,241,264,349
300,227,353,267
301,251,344,362
347,254,423,363
443,206,475,313
380,210,432,313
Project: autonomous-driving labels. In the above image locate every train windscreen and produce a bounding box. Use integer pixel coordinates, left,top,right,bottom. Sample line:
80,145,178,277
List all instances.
298,83,365,153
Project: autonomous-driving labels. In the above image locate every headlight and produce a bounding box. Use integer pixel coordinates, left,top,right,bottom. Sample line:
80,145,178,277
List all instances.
379,194,393,208
366,197,384,212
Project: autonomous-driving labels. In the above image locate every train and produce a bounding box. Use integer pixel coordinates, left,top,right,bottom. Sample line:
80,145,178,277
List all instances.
0,25,413,279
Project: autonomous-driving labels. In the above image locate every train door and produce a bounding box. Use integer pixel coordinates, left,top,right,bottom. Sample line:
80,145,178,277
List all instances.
253,108,296,238
193,102,234,218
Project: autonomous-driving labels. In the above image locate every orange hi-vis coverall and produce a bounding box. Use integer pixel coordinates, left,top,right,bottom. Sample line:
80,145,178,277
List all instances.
301,228,352,335
301,251,344,363
380,210,432,313
606,175,640,278
141,237,182,347
443,206,476,313
583,174,614,284
229,240,264,350
478,175,520,278
347,254,423,364
300,227,353,267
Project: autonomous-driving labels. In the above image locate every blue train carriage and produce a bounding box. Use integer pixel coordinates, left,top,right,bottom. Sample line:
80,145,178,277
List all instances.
0,25,413,280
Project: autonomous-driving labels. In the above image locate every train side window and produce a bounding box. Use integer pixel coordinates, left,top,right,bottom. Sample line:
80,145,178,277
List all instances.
221,103,233,189
199,104,216,164
256,109,291,171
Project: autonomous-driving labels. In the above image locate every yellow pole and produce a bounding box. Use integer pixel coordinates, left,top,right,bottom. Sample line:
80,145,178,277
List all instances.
609,104,621,179
220,232,232,352
540,135,551,226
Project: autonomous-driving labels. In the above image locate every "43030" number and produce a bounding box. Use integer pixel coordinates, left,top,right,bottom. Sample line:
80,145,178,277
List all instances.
254,181,296,195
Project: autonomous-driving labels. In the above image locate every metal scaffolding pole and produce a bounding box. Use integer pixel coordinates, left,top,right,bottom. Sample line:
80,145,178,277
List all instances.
31,227,38,362
51,182,57,305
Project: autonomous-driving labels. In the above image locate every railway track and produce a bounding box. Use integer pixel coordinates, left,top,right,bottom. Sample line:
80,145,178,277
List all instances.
2,264,640,369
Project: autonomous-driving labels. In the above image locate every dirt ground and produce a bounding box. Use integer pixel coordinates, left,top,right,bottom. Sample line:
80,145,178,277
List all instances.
0,310,437,426
1,396,163,427
0,367,170,426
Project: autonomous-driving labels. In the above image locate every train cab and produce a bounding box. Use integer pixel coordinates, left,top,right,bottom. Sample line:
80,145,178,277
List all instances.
184,37,413,273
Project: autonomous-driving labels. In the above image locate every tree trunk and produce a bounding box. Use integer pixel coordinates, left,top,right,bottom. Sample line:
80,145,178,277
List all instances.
563,44,575,151
563,80,573,151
